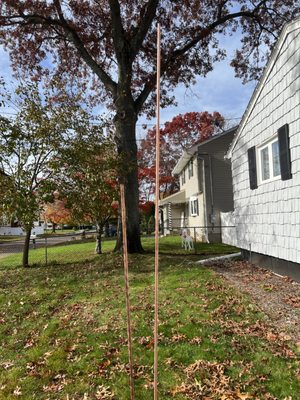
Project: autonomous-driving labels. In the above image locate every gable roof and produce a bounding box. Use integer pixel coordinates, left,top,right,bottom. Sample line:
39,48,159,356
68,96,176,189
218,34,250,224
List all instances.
227,16,300,159
172,125,238,175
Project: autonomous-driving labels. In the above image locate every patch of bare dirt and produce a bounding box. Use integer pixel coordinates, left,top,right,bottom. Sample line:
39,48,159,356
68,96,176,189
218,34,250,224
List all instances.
209,260,300,346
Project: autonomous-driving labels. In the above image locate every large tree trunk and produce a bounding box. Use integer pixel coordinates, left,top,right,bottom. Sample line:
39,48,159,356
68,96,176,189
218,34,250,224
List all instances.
95,223,103,254
23,228,31,268
114,104,143,253
113,213,122,252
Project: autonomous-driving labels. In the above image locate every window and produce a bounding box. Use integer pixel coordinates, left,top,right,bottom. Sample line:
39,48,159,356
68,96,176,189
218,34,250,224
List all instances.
188,159,194,179
247,124,292,190
190,196,199,216
258,137,281,183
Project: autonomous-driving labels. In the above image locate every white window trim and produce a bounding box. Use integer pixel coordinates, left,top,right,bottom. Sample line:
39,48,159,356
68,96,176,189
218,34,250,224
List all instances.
189,196,198,217
257,136,281,184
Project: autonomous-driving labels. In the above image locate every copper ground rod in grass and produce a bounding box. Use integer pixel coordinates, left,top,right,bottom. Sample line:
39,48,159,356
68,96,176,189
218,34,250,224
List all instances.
120,183,135,400
154,22,161,400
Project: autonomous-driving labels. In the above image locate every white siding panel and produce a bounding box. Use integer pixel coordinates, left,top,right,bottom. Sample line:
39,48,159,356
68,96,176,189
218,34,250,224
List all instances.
230,24,300,264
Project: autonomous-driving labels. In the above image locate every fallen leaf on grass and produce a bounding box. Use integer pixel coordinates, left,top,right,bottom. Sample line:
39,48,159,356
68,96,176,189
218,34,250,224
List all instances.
24,338,35,348
104,347,120,357
0,361,14,370
13,386,22,396
99,359,111,370
171,333,187,342
235,389,253,399
43,379,65,393
170,359,251,399
143,381,154,390
138,336,154,348
95,384,114,399
94,325,109,333
205,282,226,292
189,337,203,345
43,374,67,393
218,319,296,358
164,357,179,368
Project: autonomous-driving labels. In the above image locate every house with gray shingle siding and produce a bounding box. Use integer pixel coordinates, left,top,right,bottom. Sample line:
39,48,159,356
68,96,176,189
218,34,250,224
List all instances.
159,126,236,242
222,17,300,280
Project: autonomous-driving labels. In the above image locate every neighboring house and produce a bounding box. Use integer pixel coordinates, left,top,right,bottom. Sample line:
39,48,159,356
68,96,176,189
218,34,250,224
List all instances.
0,220,45,236
159,126,237,242
222,17,300,280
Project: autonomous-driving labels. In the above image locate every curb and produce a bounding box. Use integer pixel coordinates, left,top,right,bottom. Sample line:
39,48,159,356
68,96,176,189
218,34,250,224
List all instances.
194,252,242,265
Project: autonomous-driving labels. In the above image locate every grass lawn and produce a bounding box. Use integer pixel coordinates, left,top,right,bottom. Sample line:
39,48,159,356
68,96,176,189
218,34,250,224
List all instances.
41,229,85,236
0,236,239,269
0,252,299,399
0,236,23,242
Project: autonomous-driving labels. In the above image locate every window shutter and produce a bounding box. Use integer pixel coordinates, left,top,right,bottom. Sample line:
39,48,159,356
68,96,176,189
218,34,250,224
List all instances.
248,146,257,190
278,124,292,181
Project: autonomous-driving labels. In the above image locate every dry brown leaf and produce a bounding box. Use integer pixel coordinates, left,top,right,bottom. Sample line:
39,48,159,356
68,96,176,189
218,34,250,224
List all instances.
171,333,187,342
13,386,22,396
284,295,300,308
95,385,114,399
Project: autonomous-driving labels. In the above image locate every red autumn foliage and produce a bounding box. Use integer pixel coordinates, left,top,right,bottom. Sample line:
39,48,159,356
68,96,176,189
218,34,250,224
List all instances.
139,200,154,215
43,199,72,232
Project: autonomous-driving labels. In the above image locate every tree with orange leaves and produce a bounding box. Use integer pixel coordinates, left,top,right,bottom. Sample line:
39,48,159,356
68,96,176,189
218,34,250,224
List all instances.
43,197,72,232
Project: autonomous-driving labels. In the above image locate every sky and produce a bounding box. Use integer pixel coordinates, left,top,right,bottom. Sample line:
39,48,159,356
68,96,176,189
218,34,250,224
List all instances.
0,32,257,140
135,32,258,139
